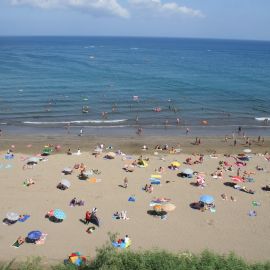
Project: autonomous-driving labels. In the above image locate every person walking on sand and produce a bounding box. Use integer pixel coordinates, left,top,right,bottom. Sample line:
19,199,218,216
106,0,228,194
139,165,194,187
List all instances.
79,128,83,136
234,139,237,147
123,177,128,188
186,128,190,135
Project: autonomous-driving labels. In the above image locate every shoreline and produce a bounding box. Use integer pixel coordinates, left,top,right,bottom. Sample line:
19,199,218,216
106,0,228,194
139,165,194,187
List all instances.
0,133,269,155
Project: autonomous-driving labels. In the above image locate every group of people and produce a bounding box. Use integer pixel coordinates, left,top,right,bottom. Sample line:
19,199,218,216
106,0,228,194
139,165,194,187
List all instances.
23,178,35,187
84,208,98,225
143,184,154,193
113,210,129,220
185,155,204,165
69,197,84,207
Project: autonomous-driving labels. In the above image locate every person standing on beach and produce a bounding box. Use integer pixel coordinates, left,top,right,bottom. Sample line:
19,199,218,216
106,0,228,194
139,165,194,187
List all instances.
79,128,83,136
234,139,237,147
176,118,180,125
186,128,190,135
123,177,128,188
238,126,242,135
137,127,143,135
237,168,240,177
164,119,168,128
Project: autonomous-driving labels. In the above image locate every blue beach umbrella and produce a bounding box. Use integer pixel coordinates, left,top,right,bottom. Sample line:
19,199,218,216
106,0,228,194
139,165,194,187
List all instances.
27,230,42,240
199,195,214,204
53,209,66,220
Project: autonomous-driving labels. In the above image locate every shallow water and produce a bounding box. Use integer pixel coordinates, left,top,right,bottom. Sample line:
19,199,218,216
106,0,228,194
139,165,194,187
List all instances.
0,36,270,135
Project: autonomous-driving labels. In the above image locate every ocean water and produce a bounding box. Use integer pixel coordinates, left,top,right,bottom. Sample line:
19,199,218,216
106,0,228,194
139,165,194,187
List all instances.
0,36,270,135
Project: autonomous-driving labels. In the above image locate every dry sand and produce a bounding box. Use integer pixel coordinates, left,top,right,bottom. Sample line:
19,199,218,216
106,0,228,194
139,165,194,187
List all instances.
0,135,270,264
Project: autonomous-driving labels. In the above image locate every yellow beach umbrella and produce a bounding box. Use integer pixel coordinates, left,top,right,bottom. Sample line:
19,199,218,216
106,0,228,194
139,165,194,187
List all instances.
171,161,181,167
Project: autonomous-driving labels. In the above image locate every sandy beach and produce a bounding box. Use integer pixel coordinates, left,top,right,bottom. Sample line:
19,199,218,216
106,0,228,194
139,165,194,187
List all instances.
0,134,270,264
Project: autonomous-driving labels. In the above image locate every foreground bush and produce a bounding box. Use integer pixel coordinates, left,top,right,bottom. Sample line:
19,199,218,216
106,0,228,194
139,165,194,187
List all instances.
1,244,270,270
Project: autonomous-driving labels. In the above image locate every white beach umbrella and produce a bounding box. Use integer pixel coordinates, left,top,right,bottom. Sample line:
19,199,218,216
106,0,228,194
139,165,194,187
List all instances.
83,170,93,177
63,167,72,173
6,212,19,221
60,179,71,188
182,168,193,175
27,157,39,163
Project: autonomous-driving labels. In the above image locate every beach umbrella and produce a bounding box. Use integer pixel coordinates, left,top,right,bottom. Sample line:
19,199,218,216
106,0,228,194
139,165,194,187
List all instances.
60,179,71,188
106,152,116,158
153,205,162,211
83,170,93,177
53,209,66,220
63,167,72,173
171,161,181,167
182,168,193,175
27,230,42,240
27,157,39,163
161,203,176,212
243,149,252,153
199,195,214,204
6,212,19,221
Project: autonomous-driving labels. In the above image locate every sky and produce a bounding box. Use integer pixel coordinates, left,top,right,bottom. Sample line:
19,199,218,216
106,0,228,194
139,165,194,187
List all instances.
0,0,270,40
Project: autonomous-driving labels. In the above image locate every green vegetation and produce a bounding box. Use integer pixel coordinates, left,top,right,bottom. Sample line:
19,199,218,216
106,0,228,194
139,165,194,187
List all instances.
1,234,270,270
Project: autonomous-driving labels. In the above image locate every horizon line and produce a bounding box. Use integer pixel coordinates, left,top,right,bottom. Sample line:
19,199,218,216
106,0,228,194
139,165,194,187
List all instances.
0,34,269,43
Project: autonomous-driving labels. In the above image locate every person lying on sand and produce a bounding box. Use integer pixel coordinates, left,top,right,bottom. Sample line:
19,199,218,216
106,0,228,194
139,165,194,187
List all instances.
256,165,264,171
155,167,165,173
155,145,162,150
24,178,35,187
57,183,68,190
185,157,193,165
262,185,270,191
241,186,255,194
221,193,228,200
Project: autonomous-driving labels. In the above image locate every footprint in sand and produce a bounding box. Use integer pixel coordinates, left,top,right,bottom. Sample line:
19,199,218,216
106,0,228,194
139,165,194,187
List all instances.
207,219,214,226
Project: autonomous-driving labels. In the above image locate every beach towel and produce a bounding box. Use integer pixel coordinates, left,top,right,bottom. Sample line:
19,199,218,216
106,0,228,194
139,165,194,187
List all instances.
151,175,161,179
18,215,30,222
112,240,131,248
150,179,161,185
11,240,24,248
252,201,261,207
36,233,48,245
248,210,257,217
128,196,136,202
88,178,102,183
5,154,14,160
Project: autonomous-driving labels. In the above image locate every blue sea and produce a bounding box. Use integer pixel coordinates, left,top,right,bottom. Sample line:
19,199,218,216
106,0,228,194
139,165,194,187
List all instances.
0,36,270,136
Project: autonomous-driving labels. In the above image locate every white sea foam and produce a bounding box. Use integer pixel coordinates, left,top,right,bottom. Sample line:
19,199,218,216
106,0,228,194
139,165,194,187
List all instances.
255,117,270,121
23,119,128,125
